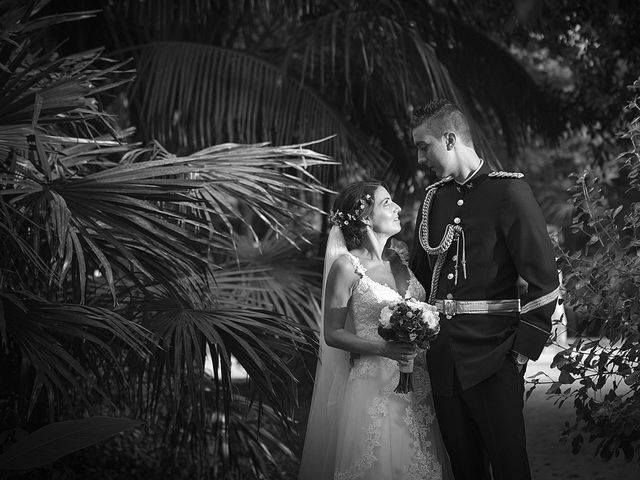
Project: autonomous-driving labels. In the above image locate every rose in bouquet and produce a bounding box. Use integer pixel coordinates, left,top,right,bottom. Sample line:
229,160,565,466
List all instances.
378,298,440,393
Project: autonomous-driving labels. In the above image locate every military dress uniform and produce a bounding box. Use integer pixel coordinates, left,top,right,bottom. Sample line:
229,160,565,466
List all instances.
410,161,559,480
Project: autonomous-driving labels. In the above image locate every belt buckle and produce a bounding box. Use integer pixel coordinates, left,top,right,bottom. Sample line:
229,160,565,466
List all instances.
443,299,456,317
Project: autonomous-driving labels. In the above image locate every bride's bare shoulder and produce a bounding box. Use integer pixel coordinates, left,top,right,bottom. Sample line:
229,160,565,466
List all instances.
326,254,361,293
330,253,358,275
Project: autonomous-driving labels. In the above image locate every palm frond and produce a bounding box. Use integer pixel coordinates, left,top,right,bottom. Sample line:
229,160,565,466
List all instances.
288,1,555,169
1,140,334,301
287,4,481,175
213,231,322,330
137,302,314,430
130,41,387,182
0,416,142,470
4,298,153,419
0,21,133,163
98,0,562,190
211,394,299,479
290,5,455,109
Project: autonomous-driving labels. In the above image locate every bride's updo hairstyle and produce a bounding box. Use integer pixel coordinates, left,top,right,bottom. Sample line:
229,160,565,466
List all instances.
329,180,384,250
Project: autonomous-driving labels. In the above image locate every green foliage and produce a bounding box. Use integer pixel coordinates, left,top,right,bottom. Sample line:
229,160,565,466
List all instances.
532,79,640,462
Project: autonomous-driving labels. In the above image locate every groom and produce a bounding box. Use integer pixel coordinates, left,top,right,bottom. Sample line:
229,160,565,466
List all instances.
409,99,559,480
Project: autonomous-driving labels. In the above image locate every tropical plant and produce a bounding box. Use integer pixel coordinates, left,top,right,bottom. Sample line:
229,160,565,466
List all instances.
0,417,142,470
0,1,334,477
527,78,640,463
60,0,560,192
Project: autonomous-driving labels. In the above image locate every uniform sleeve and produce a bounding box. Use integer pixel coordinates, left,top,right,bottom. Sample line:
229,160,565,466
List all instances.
500,180,559,360
410,199,434,295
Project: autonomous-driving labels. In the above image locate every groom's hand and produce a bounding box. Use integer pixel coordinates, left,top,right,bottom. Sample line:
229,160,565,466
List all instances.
511,350,529,375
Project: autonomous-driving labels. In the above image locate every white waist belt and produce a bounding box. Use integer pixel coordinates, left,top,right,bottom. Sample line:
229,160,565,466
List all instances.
434,299,521,317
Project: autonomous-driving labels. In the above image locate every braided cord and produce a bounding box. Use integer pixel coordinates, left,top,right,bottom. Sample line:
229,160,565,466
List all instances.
488,171,524,178
429,253,447,304
419,187,463,254
419,185,463,303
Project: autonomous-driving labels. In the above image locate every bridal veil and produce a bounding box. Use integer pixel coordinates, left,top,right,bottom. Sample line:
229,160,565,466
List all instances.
298,226,351,480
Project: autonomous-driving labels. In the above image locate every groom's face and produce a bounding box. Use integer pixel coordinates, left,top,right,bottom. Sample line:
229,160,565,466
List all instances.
412,122,452,178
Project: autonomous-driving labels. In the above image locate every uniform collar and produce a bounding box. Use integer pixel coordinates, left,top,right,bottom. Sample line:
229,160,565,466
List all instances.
454,159,490,190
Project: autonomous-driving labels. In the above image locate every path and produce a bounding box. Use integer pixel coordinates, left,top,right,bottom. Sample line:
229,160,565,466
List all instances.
525,345,638,480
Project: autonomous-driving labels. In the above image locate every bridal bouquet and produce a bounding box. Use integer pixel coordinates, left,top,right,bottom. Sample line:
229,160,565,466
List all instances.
378,298,440,394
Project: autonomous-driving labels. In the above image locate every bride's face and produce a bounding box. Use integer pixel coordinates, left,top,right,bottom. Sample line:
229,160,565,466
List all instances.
367,186,401,236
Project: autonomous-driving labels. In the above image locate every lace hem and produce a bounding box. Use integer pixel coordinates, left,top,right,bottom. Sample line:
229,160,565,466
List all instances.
335,364,442,480
334,374,396,480
401,367,442,480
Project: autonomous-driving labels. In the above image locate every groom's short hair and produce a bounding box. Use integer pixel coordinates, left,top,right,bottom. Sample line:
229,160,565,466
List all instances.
411,99,473,146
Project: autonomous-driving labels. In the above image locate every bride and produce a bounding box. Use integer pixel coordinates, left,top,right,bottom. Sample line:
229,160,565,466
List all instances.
298,180,452,480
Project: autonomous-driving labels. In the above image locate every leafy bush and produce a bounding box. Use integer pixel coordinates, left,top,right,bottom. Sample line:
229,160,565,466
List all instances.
532,78,640,462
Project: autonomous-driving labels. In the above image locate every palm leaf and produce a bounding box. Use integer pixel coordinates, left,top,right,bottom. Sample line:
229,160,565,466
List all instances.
5,298,153,417
139,303,313,419
104,0,557,187
0,416,142,470
0,43,132,163
1,2,328,476
130,41,387,182
290,6,457,109
211,394,298,479
285,1,547,173
127,297,315,475
0,1,134,172
1,140,334,302
286,4,482,175
213,231,322,330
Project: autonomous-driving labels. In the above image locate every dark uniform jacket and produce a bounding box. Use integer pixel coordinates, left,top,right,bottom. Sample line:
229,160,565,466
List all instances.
410,162,559,395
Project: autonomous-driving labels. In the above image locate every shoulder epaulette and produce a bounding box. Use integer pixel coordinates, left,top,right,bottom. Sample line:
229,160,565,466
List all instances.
425,175,454,191
488,171,524,179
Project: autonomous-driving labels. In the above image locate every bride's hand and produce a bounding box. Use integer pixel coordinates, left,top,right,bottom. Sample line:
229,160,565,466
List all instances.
378,341,417,363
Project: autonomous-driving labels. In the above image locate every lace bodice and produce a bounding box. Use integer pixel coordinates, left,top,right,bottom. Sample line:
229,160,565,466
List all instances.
346,252,426,341
345,252,428,380
333,253,443,480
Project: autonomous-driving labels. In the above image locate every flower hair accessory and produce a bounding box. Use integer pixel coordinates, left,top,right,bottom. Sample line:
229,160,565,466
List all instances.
328,193,373,227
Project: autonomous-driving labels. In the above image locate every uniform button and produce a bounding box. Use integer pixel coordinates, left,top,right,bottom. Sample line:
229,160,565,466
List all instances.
446,315,452,320
457,199,464,206
447,273,454,280
453,217,461,224
452,255,458,261
446,293,453,299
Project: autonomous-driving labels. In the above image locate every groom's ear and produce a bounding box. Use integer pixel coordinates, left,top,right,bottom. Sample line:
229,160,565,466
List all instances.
444,132,456,150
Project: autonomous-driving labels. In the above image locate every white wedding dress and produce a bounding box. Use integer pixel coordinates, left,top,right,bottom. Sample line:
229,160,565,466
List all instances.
299,246,452,480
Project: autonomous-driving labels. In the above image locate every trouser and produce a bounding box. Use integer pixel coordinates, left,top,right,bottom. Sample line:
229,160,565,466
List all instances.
432,357,531,480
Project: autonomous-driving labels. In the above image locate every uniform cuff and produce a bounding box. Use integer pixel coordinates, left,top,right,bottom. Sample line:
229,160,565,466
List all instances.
512,320,550,360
